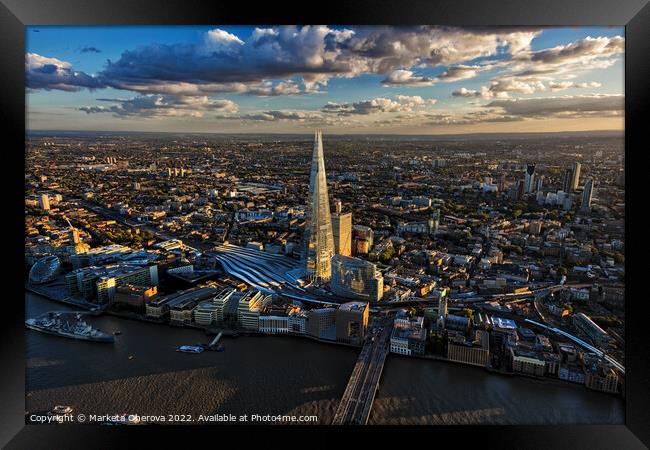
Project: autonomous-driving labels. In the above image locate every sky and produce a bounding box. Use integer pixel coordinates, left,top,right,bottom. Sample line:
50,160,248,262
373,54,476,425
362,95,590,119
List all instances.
26,25,624,135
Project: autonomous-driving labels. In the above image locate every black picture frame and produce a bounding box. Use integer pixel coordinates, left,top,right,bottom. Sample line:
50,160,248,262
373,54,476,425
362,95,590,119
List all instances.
2,0,648,447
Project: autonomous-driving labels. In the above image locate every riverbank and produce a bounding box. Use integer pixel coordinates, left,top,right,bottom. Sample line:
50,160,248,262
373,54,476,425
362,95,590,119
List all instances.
104,308,362,349
26,289,619,398
25,284,98,310
25,292,624,424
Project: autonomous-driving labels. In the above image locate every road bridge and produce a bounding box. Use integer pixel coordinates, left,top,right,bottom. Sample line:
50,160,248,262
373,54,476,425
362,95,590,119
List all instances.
332,316,394,425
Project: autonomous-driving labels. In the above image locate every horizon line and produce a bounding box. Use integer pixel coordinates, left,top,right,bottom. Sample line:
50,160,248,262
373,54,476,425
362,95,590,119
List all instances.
26,128,625,138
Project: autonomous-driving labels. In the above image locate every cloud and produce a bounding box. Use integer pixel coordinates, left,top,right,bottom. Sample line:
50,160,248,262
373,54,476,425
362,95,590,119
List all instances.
30,26,545,95
80,94,238,118
485,94,623,118
437,64,484,82
237,110,323,122
382,69,435,86
422,110,523,125
452,86,510,99
80,46,101,53
227,94,437,125
26,53,104,92
454,78,603,98
451,35,622,99
322,95,435,116
395,95,437,106
506,35,623,81
548,81,602,91
242,80,302,96
527,36,624,65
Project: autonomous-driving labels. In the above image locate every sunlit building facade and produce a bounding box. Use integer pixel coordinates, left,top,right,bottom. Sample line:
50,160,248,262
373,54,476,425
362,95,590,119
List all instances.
330,255,383,302
303,131,335,281
331,200,352,257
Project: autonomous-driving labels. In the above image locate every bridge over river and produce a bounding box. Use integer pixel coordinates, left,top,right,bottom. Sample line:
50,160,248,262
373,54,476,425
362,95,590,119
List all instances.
332,315,394,425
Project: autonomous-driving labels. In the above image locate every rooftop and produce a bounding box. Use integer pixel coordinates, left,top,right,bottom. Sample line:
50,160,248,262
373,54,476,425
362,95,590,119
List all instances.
338,301,368,312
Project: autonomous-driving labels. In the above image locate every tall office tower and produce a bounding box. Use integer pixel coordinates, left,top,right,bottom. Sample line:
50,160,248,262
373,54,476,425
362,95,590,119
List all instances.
563,168,574,193
331,200,352,257
516,179,525,200
69,228,81,244
428,209,440,234
524,164,536,193
498,173,506,192
39,194,50,211
571,162,581,191
352,225,374,255
535,175,544,193
581,177,594,212
563,194,574,211
303,131,335,281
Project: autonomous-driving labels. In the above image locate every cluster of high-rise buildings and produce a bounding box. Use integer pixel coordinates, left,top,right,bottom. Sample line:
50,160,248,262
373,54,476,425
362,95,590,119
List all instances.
512,160,595,213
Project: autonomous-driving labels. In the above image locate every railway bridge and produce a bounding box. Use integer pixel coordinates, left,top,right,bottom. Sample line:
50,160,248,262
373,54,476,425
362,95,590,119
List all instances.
332,316,394,425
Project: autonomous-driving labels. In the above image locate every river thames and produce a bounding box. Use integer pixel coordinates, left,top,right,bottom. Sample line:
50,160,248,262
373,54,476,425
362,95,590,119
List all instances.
26,293,624,425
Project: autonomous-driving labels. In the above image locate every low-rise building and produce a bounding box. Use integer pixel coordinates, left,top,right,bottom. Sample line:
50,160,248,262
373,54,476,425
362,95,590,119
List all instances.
447,330,490,367
335,301,369,345
390,314,427,356
112,284,157,311
237,290,272,330
287,307,307,334
583,354,620,394
259,314,289,334
306,308,337,341
559,364,586,384
511,349,546,376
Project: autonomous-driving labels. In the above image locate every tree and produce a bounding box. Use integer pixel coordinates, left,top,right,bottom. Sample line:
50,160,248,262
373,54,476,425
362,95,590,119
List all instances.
379,247,395,263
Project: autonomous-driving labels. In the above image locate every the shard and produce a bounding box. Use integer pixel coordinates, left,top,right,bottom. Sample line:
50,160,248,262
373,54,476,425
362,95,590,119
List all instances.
303,131,334,281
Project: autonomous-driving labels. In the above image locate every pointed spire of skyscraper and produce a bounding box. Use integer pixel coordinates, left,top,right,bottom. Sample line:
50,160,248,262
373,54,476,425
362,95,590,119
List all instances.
304,130,334,281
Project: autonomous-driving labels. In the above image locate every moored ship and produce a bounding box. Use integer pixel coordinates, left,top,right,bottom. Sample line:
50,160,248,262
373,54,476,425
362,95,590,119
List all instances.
25,312,114,343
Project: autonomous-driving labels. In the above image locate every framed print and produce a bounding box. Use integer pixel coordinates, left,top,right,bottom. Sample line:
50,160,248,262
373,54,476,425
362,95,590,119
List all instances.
1,0,648,448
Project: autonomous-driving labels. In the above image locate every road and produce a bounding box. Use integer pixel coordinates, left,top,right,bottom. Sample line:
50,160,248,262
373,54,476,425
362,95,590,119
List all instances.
332,315,394,425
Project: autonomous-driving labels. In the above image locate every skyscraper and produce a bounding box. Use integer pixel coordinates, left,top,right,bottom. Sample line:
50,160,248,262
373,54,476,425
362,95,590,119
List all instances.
581,177,594,212
69,228,81,244
571,162,581,191
39,194,50,211
303,131,335,281
563,168,574,193
331,199,352,257
524,164,536,193
428,209,440,235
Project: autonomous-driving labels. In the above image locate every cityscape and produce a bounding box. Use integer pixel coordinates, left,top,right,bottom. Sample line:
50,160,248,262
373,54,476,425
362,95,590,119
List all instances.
25,25,625,425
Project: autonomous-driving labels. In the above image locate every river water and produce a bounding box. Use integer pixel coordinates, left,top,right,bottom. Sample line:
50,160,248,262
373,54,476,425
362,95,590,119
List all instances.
25,293,624,425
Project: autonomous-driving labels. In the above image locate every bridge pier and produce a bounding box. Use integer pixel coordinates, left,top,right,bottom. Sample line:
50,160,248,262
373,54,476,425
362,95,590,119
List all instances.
209,331,223,348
